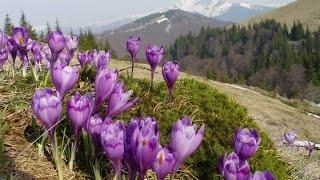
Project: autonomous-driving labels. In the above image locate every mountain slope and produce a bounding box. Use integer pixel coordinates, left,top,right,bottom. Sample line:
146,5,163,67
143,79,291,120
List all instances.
100,9,231,58
245,0,320,31
172,0,274,22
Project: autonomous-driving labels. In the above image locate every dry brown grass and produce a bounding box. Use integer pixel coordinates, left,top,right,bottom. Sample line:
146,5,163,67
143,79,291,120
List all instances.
242,0,320,31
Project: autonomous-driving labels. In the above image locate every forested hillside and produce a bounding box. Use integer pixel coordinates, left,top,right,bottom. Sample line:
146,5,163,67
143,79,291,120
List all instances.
168,20,320,102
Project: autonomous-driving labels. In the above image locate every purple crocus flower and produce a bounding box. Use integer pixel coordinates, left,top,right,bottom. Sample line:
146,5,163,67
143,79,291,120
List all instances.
12,27,29,59
162,61,180,102
126,36,141,76
219,152,251,180
124,118,140,180
153,146,175,180
31,41,44,71
106,81,138,117
170,117,205,171
94,67,118,110
64,34,78,55
0,47,9,71
146,44,164,86
305,142,314,157
133,117,160,178
284,131,297,145
67,92,91,170
92,50,111,70
100,118,126,179
51,62,79,98
7,38,18,67
67,92,91,139
251,171,275,180
57,50,71,66
31,88,62,141
233,128,261,162
12,27,29,48
48,31,66,63
78,51,91,66
0,31,7,48
42,44,52,61
86,114,103,147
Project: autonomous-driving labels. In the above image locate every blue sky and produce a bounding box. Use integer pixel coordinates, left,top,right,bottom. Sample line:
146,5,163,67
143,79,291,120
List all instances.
0,0,295,29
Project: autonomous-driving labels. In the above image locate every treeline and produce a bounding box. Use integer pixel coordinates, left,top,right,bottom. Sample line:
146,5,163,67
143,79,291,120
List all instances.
168,19,320,102
2,12,116,57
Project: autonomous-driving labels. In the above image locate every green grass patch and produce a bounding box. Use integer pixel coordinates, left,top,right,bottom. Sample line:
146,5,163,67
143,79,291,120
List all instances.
0,68,289,179
117,76,289,179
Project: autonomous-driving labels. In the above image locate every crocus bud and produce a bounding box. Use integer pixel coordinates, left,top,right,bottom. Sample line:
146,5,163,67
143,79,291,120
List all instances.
100,118,125,178
94,68,118,109
106,81,138,117
127,36,141,60
48,31,66,62
146,45,164,68
124,118,140,180
233,128,261,162
31,41,44,71
42,44,52,61
153,146,175,180
51,62,79,98
92,50,111,70
78,51,91,66
67,92,91,139
0,47,8,71
64,34,78,55
134,117,160,177
284,131,297,145
251,171,275,180
219,152,251,180
31,88,62,140
86,114,103,147
8,38,18,66
162,61,179,89
146,44,164,85
170,117,205,171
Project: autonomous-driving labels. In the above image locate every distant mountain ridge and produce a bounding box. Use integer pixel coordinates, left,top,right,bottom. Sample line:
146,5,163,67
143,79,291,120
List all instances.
172,0,274,22
100,9,231,59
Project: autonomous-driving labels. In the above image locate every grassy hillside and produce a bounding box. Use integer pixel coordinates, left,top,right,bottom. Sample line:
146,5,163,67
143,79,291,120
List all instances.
244,0,320,31
0,61,289,179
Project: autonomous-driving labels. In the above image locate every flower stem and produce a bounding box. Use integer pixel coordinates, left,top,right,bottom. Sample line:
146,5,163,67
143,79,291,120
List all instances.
170,172,175,180
44,70,50,87
169,89,173,103
93,159,102,180
151,69,154,88
11,66,15,78
37,132,48,157
131,59,134,78
68,139,78,171
52,134,63,180
31,65,39,82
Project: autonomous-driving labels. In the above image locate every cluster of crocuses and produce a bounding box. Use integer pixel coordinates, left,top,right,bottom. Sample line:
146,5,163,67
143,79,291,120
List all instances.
30,29,204,180
220,128,275,180
126,36,180,101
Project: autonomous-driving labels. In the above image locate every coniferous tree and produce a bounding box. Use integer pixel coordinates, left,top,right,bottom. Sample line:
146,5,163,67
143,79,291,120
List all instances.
55,19,61,32
4,14,14,35
46,22,52,39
